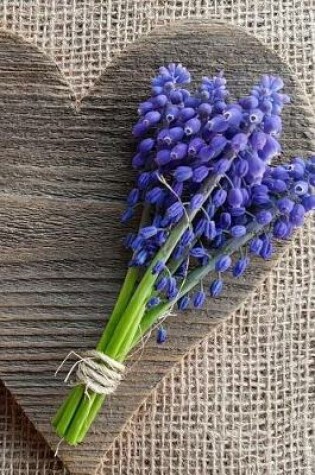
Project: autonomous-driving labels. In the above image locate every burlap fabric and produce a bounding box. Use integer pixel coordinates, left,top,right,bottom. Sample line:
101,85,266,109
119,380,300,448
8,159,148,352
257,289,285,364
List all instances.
0,1,314,474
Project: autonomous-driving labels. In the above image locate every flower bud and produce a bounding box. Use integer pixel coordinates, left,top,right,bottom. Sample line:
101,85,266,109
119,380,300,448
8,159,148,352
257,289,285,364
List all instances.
231,225,247,237
177,296,190,310
143,110,162,126
210,279,223,297
179,107,196,121
256,210,273,225
193,291,206,308
156,327,167,344
184,117,202,136
170,143,188,161
174,165,193,182
228,188,243,208
193,166,209,183
233,257,249,277
188,137,205,156
213,189,227,207
215,255,232,272
156,149,171,166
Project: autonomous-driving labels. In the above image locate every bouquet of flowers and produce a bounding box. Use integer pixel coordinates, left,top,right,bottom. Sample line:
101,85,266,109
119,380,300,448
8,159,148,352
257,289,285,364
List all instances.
52,64,315,445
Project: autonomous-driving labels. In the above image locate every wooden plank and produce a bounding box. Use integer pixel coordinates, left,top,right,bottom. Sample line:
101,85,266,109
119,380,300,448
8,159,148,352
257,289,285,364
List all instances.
0,22,313,475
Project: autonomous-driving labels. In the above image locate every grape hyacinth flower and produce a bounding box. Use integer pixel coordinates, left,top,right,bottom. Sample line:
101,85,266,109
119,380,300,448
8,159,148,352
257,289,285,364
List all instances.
53,64,315,445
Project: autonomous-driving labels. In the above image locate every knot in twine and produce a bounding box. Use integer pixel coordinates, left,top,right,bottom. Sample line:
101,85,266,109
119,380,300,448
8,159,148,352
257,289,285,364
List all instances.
56,350,125,396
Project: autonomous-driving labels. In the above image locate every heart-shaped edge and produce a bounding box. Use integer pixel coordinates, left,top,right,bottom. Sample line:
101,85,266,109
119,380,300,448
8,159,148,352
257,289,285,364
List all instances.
0,20,313,475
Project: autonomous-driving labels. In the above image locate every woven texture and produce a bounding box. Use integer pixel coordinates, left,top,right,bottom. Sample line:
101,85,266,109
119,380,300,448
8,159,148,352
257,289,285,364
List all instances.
0,1,314,474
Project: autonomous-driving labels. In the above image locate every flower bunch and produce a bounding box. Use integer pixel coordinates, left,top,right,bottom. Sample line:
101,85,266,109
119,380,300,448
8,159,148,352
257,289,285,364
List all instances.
53,64,314,445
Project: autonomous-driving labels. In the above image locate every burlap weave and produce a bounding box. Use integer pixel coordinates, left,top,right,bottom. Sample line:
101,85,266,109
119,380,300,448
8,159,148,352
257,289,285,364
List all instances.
0,1,314,474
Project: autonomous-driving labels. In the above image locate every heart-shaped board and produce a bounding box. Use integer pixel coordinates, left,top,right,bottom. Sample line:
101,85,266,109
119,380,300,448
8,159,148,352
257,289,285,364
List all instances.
0,20,314,475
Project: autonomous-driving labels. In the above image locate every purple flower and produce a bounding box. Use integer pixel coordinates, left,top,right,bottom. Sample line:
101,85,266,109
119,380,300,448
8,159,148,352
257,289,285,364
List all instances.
190,193,204,211
259,136,280,162
250,237,263,255
155,276,168,291
137,172,151,189
256,210,273,225
207,115,229,134
233,257,249,277
277,197,294,214
121,208,134,223
184,117,202,136
193,291,206,308
188,137,205,156
125,66,314,329
177,295,190,310
143,110,162,126
247,154,266,178
151,94,168,108
153,63,191,88
250,131,267,150
231,225,246,237
132,121,149,138
214,158,231,174
193,166,209,183
202,135,228,162
167,277,178,299
140,226,158,239
127,188,139,206
239,95,259,109
263,115,282,135
152,260,165,275
138,101,153,116
293,181,309,196
174,166,193,182
190,247,207,259
228,188,243,208
260,237,273,259
273,219,290,239
213,189,227,207
165,106,179,123
171,143,188,161
231,133,248,152
181,229,195,246
234,158,249,177
215,255,232,272
146,187,164,204
289,204,305,226
248,108,264,124
223,107,243,127
219,212,231,229
166,202,184,220
156,327,167,344
210,279,223,297
156,149,171,166
132,152,145,169
198,103,212,118
195,218,207,236
138,138,155,154
204,220,217,240
179,107,196,121
169,90,183,104
302,195,315,211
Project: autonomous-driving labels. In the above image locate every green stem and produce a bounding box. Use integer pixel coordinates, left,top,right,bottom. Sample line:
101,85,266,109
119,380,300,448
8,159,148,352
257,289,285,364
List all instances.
53,158,236,444
97,204,151,351
96,267,138,350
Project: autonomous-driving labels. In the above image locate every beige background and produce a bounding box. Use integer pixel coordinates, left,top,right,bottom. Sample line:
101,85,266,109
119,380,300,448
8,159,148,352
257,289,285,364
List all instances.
0,1,314,474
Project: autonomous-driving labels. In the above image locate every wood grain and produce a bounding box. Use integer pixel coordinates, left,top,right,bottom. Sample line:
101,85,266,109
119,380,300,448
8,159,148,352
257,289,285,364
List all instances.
0,21,313,475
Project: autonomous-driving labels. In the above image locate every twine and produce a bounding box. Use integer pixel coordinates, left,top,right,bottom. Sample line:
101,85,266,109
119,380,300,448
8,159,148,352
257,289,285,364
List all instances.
56,350,125,397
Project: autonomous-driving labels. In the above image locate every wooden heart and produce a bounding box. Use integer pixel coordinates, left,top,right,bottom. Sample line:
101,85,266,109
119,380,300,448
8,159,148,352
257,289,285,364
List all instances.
0,21,313,475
